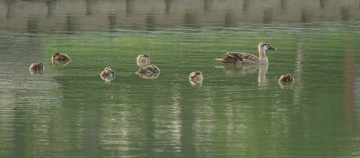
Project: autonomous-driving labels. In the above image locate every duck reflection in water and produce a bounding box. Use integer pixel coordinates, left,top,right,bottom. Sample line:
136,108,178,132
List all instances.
51,52,72,66
189,71,203,86
215,64,259,76
216,64,269,86
100,67,115,83
29,62,45,75
136,54,150,67
278,73,295,88
135,64,160,79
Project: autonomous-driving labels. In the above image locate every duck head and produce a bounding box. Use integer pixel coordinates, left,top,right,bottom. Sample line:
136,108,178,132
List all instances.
258,41,277,51
52,52,61,58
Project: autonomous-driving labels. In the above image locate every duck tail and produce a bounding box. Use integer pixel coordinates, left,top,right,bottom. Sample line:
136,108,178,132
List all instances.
215,58,225,62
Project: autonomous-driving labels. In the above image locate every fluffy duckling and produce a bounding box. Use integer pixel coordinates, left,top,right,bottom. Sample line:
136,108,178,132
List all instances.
189,71,203,82
216,41,277,64
100,67,115,82
29,62,45,75
278,74,294,83
189,71,203,86
136,64,160,79
136,54,150,67
278,74,295,88
51,52,72,66
136,64,160,74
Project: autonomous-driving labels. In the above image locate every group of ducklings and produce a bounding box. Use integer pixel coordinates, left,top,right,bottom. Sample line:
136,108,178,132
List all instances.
29,52,71,75
29,41,294,87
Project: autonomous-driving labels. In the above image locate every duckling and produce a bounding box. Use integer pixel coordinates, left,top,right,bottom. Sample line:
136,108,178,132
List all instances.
278,74,294,83
136,64,160,74
100,67,115,82
51,52,72,66
278,74,295,88
189,71,203,82
136,54,150,67
216,41,277,64
29,62,45,75
189,71,203,86
136,64,160,79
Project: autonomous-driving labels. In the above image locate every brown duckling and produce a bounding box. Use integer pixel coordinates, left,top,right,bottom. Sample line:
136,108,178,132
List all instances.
278,74,294,83
278,74,295,88
216,41,277,64
51,52,72,66
135,64,160,79
189,71,203,82
136,64,160,74
189,71,203,86
29,62,45,75
136,54,150,67
100,67,115,82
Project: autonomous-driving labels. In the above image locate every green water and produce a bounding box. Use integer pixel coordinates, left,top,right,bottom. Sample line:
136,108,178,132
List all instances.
1,23,360,158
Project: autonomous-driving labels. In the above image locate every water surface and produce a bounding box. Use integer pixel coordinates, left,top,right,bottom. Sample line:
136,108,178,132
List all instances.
1,1,360,158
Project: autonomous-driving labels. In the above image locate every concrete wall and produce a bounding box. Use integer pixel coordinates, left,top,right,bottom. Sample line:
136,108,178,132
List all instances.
0,0,359,31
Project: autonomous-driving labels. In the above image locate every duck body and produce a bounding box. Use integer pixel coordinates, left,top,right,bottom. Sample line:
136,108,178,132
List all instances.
216,41,277,64
137,54,150,67
217,52,260,64
100,67,115,82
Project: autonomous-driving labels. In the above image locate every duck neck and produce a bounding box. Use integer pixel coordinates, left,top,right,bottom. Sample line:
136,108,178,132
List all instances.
258,47,268,64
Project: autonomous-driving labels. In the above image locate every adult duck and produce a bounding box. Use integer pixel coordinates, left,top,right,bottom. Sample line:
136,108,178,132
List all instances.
216,41,277,64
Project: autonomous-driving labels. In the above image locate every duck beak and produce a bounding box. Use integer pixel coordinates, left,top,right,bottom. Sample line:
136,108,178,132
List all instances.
268,46,278,51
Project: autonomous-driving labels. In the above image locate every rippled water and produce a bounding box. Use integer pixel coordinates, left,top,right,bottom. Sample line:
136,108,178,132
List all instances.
1,1,360,158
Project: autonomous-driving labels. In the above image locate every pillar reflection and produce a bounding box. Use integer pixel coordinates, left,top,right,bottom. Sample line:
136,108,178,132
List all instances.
263,9,273,24
27,17,39,33
280,0,287,9
203,0,214,12
343,41,356,128
46,0,57,16
224,11,235,27
341,7,350,21
164,0,173,14
146,14,156,31
126,0,135,16
108,14,116,31
184,13,197,27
